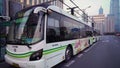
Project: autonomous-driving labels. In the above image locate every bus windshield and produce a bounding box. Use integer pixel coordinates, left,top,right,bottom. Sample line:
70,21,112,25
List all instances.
7,9,44,45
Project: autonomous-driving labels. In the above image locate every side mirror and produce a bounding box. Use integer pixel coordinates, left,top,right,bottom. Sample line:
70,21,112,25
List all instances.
47,9,53,15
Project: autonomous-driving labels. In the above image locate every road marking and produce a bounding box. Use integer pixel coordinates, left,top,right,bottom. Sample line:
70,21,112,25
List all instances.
84,48,90,52
84,41,98,53
102,40,109,42
77,54,83,58
93,42,97,46
84,44,95,52
65,60,75,67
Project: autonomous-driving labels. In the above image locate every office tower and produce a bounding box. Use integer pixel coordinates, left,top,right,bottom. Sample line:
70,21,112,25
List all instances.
99,6,103,14
0,0,7,16
110,0,120,32
105,14,115,33
92,14,106,35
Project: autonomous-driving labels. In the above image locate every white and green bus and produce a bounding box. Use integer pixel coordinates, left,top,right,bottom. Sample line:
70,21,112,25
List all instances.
5,4,98,68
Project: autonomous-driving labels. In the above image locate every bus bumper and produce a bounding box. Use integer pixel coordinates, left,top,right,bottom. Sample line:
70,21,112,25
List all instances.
5,55,45,68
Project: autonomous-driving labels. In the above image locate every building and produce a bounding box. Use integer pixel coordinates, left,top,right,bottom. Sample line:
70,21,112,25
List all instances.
0,0,8,16
8,0,63,18
11,0,63,8
92,14,106,35
9,0,22,19
99,6,103,14
110,0,120,32
104,14,115,34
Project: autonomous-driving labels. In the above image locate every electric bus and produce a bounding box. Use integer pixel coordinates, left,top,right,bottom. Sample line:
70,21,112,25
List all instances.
5,4,97,68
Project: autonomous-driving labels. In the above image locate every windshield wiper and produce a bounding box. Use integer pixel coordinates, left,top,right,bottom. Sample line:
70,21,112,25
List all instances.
15,38,32,49
26,44,32,49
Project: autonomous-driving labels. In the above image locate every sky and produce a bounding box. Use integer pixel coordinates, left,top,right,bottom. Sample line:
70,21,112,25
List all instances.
64,0,110,16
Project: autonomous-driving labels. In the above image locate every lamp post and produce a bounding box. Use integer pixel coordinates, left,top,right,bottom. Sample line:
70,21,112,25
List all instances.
82,6,91,22
82,6,91,11
69,0,92,22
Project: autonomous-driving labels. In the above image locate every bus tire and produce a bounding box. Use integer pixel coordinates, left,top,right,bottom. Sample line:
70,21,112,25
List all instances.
65,46,73,62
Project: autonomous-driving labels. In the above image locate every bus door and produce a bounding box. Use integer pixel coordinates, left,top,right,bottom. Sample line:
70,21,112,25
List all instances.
44,11,63,67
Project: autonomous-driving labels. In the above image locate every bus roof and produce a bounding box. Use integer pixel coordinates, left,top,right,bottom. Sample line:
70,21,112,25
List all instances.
16,3,92,27
47,5,92,27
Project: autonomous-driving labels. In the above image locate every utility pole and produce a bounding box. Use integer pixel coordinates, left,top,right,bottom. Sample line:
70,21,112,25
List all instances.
82,6,91,22
69,0,91,22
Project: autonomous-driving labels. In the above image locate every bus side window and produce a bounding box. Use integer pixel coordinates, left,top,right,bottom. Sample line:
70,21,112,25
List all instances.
60,27,68,40
86,31,92,37
46,28,56,43
46,11,61,43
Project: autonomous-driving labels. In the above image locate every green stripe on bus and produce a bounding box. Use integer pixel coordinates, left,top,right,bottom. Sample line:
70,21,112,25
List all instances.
6,50,34,58
43,46,66,55
6,46,67,58
6,50,34,55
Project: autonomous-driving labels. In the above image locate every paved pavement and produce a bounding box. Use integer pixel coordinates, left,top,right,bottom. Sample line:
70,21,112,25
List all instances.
0,62,14,68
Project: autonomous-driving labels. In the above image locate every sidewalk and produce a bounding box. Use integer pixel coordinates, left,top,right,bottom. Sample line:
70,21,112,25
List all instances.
0,61,14,68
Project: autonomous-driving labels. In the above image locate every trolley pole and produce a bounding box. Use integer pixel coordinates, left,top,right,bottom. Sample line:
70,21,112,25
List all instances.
67,7,78,15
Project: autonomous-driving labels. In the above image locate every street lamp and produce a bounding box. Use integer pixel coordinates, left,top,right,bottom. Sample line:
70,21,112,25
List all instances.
82,6,91,22
82,6,91,12
69,0,91,21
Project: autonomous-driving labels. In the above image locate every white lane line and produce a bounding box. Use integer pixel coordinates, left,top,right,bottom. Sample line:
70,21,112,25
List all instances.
84,42,97,53
65,60,75,67
77,54,83,58
92,42,97,46
84,45,94,52
102,40,109,42
84,48,90,52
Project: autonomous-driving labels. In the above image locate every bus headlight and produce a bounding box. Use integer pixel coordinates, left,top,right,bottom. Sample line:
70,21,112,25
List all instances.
30,49,43,61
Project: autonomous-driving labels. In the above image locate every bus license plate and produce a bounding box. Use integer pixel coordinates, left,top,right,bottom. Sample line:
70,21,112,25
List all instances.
12,63,20,68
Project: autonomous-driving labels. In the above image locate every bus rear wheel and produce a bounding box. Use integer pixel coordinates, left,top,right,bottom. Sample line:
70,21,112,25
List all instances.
65,47,73,62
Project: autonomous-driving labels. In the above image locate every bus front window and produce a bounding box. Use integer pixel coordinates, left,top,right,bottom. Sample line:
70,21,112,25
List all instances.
8,9,44,45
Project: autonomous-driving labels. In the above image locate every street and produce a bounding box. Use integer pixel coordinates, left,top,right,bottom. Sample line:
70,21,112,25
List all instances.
1,35,120,68
53,35,120,68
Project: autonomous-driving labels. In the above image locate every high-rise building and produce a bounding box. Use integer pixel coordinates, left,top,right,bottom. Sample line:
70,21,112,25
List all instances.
104,14,115,33
110,0,120,32
8,0,63,18
9,0,22,19
0,0,7,16
92,7,106,35
13,0,63,8
92,14,106,35
99,6,103,14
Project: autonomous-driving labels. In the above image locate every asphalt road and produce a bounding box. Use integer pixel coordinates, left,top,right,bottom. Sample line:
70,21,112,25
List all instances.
53,35,120,68
1,35,120,68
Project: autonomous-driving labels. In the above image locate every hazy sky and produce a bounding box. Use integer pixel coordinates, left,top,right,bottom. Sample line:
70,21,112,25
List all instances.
64,0,110,16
